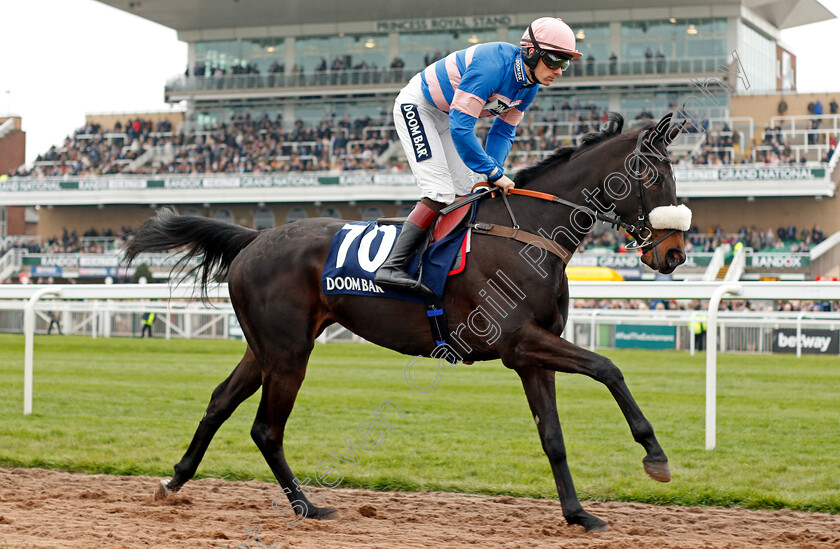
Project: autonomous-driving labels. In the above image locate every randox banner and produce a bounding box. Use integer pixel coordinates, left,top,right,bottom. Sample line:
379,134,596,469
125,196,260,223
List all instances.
614,325,676,350
772,329,840,354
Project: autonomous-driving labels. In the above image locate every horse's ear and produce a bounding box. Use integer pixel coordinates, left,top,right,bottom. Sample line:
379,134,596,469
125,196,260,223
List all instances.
653,112,673,140
664,119,687,144
651,112,683,147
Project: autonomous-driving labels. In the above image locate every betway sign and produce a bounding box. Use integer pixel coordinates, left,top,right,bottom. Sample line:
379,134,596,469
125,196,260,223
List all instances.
772,329,839,354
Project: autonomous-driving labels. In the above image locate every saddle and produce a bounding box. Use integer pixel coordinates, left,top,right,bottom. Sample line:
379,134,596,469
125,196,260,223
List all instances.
377,196,475,242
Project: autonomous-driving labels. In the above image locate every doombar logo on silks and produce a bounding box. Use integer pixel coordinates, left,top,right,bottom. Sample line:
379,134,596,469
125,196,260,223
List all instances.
514,57,527,84
401,104,431,162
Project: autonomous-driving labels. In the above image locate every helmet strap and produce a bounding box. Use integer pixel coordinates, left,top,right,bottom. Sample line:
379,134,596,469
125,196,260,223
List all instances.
522,24,542,70
525,62,537,84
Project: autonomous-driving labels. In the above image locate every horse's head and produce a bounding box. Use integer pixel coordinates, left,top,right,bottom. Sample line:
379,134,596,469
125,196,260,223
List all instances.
511,111,690,274
606,113,690,274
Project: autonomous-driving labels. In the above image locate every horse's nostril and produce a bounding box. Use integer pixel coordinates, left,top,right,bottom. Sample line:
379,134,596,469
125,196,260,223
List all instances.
667,248,685,266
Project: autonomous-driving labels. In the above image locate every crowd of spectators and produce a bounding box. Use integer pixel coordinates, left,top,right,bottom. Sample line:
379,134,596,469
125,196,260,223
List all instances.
1,227,131,256
683,224,824,254
9,101,840,180
149,113,394,174
571,222,824,256
11,119,175,178
7,114,397,177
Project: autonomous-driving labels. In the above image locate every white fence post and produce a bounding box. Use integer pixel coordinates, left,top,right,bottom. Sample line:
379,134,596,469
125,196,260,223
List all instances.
705,283,742,451
689,313,697,356
23,286,61,416
91,304,98,340
796,311,805,358
589,310,599,351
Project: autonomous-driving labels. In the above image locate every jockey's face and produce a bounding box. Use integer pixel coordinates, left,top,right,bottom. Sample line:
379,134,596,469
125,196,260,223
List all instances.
532,53,566,86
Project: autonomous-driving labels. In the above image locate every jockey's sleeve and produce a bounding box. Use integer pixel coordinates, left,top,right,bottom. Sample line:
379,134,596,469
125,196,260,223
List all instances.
448,51,509,178
485,86,537,166
484,117,517,168
449,50,538,179
450,105,500,178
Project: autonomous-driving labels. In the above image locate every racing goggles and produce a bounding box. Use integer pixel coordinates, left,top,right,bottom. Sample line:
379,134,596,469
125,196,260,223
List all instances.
539,50,572,71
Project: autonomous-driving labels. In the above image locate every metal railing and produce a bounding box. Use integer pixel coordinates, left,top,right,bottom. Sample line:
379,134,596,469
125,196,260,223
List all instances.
166,56,729,94
0,247,25,281
0,300,236,339
567,308,840,355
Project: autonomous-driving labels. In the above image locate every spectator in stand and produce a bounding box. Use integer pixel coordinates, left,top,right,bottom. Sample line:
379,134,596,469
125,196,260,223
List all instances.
824,144,835,163
830,98,839,115
808,119,820,145
389,56,405,80
655,50,665,73
609,52,617,75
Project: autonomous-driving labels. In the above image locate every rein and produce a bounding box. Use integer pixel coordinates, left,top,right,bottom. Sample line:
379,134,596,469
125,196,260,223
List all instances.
442,128,683,259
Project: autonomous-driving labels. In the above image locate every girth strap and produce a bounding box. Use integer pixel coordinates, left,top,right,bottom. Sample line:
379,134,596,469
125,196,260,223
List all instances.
469,222,574,264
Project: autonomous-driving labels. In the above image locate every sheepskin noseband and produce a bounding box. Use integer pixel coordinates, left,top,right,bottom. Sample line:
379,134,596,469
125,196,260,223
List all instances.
648,204,692,231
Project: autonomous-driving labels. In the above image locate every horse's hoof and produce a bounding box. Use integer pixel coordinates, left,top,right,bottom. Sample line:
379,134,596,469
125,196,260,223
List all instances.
310,506,340,521
585,517,610,533
153,479,172,501
643,458,671,483
569,512,609,533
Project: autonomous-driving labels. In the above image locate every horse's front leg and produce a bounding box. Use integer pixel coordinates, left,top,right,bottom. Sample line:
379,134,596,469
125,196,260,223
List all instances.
515,366,609,532
506,324,670,483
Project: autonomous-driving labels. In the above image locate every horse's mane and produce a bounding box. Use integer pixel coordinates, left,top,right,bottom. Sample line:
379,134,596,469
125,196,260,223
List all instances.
514,112,652,185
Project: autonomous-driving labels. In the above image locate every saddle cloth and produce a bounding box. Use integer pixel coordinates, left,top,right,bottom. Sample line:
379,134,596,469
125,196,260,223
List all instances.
321,221,469,304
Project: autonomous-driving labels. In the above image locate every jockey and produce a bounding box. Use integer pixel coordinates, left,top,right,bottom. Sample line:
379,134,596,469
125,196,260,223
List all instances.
375,17,582,295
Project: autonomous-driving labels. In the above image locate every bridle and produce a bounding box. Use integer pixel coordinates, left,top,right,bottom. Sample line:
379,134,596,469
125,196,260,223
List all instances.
621,129,681,251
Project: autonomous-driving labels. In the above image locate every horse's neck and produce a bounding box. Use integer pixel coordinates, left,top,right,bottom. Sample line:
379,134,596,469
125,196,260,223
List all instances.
513,163,603,251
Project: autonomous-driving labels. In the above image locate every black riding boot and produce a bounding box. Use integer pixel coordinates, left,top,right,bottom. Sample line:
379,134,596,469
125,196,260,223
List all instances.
374,221,434,296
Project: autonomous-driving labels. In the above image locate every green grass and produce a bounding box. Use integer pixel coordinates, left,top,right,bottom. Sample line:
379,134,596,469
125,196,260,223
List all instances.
0,334,838,513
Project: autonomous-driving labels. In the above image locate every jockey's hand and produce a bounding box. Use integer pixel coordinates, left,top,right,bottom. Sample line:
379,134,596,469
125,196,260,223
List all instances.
492,174,515,194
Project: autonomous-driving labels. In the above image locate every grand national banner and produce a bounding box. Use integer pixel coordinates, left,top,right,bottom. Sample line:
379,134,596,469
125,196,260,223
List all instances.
772,329,840,354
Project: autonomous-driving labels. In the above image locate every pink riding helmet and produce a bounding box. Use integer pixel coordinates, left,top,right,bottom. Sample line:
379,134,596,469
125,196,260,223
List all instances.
520,17,582,59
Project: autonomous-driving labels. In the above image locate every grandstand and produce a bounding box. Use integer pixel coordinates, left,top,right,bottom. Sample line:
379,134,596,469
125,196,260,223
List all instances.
1,0,840,284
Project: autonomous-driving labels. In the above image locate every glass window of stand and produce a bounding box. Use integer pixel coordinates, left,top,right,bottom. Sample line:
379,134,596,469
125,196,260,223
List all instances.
398,28,497,71
294,33,388,73
621,18,727,67
194,38,285,74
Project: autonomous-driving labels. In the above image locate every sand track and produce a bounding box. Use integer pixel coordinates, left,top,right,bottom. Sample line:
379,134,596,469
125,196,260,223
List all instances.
1,468,838,549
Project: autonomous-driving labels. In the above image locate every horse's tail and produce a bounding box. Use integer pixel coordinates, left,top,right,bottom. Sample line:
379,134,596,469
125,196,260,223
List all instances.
124,207,259,296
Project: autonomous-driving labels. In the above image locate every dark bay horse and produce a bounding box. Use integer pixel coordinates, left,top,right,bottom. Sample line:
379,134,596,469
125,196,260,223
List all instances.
125,112,687,533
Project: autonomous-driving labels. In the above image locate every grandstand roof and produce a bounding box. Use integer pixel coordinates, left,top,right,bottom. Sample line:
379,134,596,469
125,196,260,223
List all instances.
98,0,834,32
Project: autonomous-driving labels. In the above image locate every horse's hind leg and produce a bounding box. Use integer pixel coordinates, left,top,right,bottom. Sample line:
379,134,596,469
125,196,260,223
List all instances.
155,346,262,499
516,366,609,532
250,350,339,521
